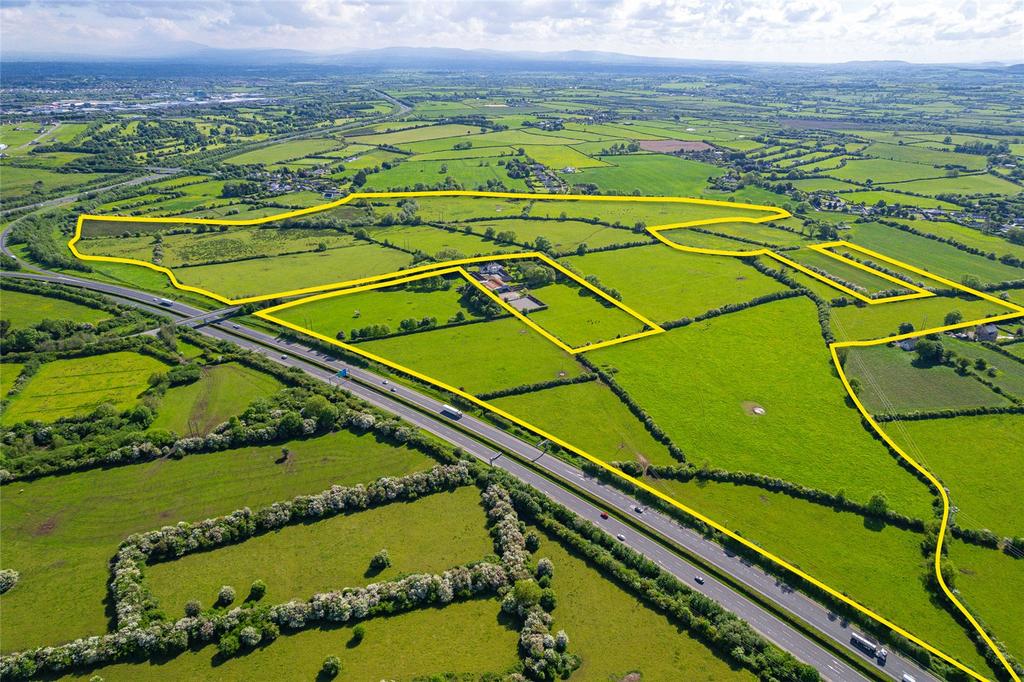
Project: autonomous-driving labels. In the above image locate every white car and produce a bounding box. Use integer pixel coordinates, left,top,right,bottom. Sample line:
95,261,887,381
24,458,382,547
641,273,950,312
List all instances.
616,534,625,541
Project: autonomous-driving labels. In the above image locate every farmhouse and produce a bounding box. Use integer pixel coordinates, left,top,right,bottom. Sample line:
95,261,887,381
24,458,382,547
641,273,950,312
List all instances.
973,323,998,342
898,337,919,351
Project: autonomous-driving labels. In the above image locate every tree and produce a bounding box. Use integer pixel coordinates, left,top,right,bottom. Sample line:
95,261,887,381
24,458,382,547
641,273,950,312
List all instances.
944,310,963,326
351,624,366,645
898,322,915,335
321,656,341,678
914,339,945,365
960,274,982,289
512,579,543,607
184,599,201,617
536,557,554,579
351,169,367,187
249,579,267,601
369,548,391,572
218,585,236,606
239,626,261,647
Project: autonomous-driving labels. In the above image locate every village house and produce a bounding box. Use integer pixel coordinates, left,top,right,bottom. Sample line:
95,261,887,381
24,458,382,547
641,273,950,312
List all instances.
974,323,999,342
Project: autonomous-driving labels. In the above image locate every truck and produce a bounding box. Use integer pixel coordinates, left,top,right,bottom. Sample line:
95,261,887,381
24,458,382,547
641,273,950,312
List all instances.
159,298,174,307
440,404,463,420
850,632,877,656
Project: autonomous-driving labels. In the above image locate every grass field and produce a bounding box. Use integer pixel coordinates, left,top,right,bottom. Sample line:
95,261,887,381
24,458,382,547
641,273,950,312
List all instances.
150,363,284,435
71,599,518,681
2,351,166,425
949,539,1024,662
222,138,342,166
362,158,532,192
0,429,437,653
591,297,936,518
491,379,676,466
273,278,471,338
830,294,1008,342
0,290,109,328
840,190,961,209
574,154,723,196
660,227,764,252
458,217,650,252
880,173,1022,197
533,526,754,680
887,414,1024,537
0,166,111,200
863,142,988,171
842,344,1010,414
350,123,486,146
649,477,991,675
1,362,25,397
940,337,1024,397
172,243,413,299
787,248,914,295
887,218,1024,261
360,316,583,394
368,223,501,257
527,280,648,348
147,486,492,616
787,178,863,192
566,245,787,323
702,221,810,247
846,222,1024,284
522,144,608,169
825,158,945,184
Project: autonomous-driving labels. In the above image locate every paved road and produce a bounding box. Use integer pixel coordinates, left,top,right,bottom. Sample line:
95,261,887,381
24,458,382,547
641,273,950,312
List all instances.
2,263,946,682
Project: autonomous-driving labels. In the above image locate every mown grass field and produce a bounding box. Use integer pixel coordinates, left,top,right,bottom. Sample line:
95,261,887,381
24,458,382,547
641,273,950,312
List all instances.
532,527,754,680
368,223,501,257
574,154,723,196
173,243,413,299
824,158,945,184
461,217,650,252
148,486,492,617
527,280,648,348
75,599,518,681
0,430,436,653
842,344,1009,414
840,190,961,210
566,245,787,323
0,290,109,328
2,351,166,425
0,166,111,200
888,414,1024,537
360,316,583,394
350,123,486,145
273,278,470,339
787,248,914,295
1,362,25,397
846,222,1024,284
222,138,342,166
362,158,532,192
491,379,675,466
661,226,764,252
649,477,991,675
829,294,1007,342
591,297,936,518
940,337,1024,397
888,218,1024,261
150,363,284,436
881,173,1022,197
949,540,1024,662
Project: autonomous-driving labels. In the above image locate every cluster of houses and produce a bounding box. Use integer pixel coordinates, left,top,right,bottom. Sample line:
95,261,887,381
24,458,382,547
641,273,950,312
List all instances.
474,263,548,313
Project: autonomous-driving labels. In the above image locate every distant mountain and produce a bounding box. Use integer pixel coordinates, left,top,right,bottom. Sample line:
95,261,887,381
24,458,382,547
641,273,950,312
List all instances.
2,44,1018,71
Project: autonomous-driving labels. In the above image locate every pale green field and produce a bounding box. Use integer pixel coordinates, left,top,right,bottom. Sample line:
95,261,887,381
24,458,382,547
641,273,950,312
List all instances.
527,280,649,348
0,290,109,328
151,363,284,435
950,540,1024,661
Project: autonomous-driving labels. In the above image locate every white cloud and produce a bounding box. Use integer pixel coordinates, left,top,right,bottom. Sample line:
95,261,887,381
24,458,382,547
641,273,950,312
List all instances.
0,0,1021,62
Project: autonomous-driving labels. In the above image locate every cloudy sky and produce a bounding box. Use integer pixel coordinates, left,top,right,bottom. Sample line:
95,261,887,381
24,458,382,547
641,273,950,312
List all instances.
2,0,1022,63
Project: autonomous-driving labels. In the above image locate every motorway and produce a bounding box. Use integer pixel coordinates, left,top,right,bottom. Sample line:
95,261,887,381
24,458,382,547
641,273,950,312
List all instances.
1,259,948,682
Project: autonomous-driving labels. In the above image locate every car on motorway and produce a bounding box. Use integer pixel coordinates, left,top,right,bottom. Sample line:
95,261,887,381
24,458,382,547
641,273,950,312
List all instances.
615,534,625,541
694,575,705,584
600,512,609,519
232,324,240,329
280,354,287,360
901,674,916,682
634,505,644,513
877,648,887,664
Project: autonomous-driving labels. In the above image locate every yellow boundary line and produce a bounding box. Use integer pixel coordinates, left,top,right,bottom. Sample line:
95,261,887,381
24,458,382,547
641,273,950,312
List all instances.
70,190,1023,680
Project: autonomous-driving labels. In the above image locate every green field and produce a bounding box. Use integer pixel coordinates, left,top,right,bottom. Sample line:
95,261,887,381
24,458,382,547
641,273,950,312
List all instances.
533,527,754,680
172,243,413,299
881,173,1023,197
150,363,284,435
148,485,492,616
527,280,648,348
863,142,987,171
1,362,25,397
64,599,517,681
2,351,166,425
223,138,342,166
368,223,501,257
950,540,1024,661
846,222,1024,284
360,316,583,394
574,154,723,196
941,337,1024,397
491,379,676,465
522,144,608,169
825,158,945,184
888,414,1024,537
460,217,650,252
274,276,471,339
591,297,936,518
566,245,787,323
840,190,961,209
0,429,437,652
363,158,532,192
843,344,1010,414
830,294,1008,342
350,123,486,145
0,166,111,200
0,290,109,328
888,218,1024,262
787,248,914,295
649,477,991,674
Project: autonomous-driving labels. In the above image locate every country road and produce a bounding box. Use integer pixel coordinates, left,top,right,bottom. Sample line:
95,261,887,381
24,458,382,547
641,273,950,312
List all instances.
1,232,942,682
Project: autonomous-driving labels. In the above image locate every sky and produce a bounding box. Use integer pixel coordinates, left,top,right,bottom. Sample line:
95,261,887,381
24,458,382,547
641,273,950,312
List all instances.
1,0,1022,64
